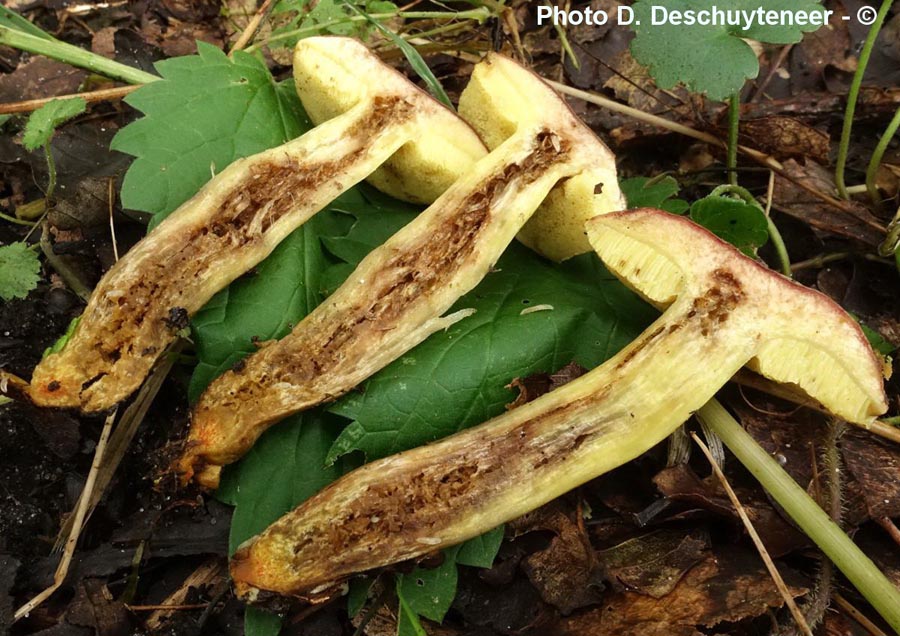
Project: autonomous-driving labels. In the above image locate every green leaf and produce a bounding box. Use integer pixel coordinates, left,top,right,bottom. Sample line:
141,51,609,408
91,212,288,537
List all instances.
689,195,769,256
630,0,828,100
347,577,376,618
621,176,689,214
327,245,654,462
22,98,86,151
0,6,56,40
0,242,40,301
43,317,81,358
111,42,309,223
859,322,895,356
456,525,504,568
397,591,428,636
397,545,461,623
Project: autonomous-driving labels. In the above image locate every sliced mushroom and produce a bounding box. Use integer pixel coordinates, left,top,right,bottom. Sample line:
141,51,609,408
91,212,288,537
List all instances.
178,53,625,489
458,55,624,261
26,37,486,412
229,208,886,603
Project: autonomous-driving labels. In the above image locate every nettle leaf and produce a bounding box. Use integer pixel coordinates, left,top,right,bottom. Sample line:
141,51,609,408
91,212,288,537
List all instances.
689,195,769,256
621,176,689,214
111,42,308,223
270,0,399,48
22,97,86,151
0,242,41,301
327,244,654,463
631,0,827,100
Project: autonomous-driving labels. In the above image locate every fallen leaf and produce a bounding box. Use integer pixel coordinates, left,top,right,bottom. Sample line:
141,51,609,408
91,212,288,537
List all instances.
599,529,709,598
66,578,130,636
557,548,807,636
653,464,807,557
510,502,604,613
772,159,885,245
841,428,900,519
739,116,830,163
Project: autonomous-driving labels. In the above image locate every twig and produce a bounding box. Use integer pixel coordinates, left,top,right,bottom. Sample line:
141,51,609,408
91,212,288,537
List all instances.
727,93,740,186
54,342,182,548
0,85,139,115
833,593,890,636
13,410,116,623
835,0,893,199
128,603,208,611
0,26,158,85
691,431,812,636
876,517,900,549
750,44,794,103
549,80,887,232
108,177,119,262
697,399,900,632
230,0,274,54
40,224,92,301
145,558,227,630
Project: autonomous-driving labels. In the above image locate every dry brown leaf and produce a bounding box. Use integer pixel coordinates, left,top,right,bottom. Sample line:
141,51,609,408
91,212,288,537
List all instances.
772,159,885,245
739,116,830,163
653,464,807,557
841,429,900,520
510,503,604,614
557,549,807,636
599,529,708,598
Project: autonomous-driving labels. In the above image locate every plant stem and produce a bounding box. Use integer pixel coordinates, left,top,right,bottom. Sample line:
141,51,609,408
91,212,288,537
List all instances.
866,106,900,207
0,210,36,227
0,27,158,85
257,7,492,50
728,93,740,186
835,0,893,199
766,216,792,277
43,143,57,200
697,399,900,633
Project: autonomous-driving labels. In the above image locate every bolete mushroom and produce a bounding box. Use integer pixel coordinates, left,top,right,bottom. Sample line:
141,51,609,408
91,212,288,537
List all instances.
178,53,625,489
24,37,486,412
458,54,624,261
228,208,886,602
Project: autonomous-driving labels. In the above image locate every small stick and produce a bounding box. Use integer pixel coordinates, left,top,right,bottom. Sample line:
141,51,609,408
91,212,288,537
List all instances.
13,410,116,623
230,0,275,54
108,177,119,262
750,44,793,103
876,517,900,549
0,85,139,115
128,604,208,611
833,593,890,636
691,431,813,636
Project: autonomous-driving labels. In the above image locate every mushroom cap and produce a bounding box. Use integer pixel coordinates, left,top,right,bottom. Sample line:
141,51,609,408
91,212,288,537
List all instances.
586,208,888,425
293,37,487,204
459,53,625,262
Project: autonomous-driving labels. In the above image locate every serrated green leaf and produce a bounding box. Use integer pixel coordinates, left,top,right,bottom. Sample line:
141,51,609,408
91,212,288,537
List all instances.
327,244,655,462
689,195,769,255
631,0,827,100
22,98,86,151
0,242,40,301
621,176,689,214
111,43,309,223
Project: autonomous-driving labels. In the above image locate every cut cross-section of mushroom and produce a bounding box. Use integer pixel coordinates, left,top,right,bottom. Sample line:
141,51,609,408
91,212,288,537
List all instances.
178,53,625,489
458,54,624,262
26,37,486,412
229,208,886,603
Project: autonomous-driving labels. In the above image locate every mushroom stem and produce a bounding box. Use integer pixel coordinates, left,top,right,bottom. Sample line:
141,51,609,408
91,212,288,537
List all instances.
229,209,886,601
698,399,900,633
230,284,757,599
